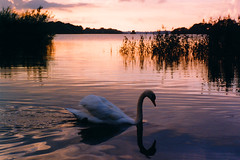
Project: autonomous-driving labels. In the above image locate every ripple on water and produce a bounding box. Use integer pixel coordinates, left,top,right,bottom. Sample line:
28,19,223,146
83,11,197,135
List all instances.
0,105,79,159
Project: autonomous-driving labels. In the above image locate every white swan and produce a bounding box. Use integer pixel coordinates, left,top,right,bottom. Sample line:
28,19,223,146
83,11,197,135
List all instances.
66,90,156,125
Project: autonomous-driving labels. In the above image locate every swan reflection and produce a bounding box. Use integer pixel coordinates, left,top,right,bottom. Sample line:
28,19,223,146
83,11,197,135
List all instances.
136,122,156,158
78,124,130,145
76,121,157,158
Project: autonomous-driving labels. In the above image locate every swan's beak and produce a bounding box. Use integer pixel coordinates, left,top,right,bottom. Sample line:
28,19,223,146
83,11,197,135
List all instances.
152,100,156,107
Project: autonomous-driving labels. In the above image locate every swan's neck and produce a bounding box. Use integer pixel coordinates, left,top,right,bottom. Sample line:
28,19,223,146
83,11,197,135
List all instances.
135,93,146,124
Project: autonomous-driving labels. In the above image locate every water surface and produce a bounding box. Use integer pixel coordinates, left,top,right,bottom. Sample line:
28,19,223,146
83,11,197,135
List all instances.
0,34,240,160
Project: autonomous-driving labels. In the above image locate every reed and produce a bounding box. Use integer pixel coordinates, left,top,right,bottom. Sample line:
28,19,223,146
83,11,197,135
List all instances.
119,26,240,91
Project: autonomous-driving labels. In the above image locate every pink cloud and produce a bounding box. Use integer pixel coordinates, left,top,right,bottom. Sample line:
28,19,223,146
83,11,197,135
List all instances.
4,0,93,9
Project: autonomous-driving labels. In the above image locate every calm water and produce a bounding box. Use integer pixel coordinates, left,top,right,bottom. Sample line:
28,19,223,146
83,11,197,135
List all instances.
1,34,240,160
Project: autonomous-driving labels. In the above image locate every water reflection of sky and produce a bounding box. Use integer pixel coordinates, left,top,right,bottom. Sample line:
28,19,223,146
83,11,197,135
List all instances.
1,34,239,96
1,34,240,159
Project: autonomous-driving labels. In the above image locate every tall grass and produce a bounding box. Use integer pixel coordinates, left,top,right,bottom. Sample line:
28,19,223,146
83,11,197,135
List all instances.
0,6,54,55
119,33,198,70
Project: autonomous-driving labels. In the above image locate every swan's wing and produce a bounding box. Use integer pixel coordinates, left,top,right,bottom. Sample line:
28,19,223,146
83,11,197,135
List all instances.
98,96,125,113
79,95,134,124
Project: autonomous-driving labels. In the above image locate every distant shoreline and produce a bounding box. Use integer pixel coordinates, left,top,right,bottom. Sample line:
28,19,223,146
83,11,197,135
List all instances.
47,21,170,34
47,21,123,34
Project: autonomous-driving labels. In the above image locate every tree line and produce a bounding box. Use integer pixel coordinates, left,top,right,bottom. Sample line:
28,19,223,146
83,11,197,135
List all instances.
0,7,122,36
47,21,122,34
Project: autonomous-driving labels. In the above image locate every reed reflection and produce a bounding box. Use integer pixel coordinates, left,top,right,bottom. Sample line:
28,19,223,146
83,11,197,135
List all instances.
119,33,240,94
193,35,240,93
0,38,54,80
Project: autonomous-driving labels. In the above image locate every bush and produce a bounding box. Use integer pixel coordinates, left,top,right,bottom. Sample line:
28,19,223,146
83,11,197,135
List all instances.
208,16,240,55
0,6,54,55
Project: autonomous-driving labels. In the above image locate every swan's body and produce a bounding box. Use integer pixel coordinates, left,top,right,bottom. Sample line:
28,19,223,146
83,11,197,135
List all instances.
66,90,156,125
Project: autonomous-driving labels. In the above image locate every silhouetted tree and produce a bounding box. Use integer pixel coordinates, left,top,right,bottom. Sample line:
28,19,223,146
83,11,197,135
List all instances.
171,27,188,34
47,21,84,34
188,23,212,34
208,17,240,55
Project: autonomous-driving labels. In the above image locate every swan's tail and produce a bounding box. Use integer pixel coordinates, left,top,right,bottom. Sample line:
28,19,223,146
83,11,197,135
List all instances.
66,108,87,120
66,108,77,113
66,108,103,123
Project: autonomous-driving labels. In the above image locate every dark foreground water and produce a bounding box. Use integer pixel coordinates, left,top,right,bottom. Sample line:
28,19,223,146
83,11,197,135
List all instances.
0,34,240,160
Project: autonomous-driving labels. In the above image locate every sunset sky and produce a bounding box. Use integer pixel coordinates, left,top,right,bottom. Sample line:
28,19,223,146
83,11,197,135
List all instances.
1,0,239,31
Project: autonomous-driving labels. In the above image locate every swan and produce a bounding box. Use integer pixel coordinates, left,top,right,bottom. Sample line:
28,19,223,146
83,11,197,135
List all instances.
66,90,156,125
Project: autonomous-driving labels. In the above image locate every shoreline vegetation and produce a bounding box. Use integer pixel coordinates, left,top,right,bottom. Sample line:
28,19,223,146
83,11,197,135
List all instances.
119,16,240,91
172,16,240,55
1,7,239,35
0,7,123,36
1,6,239,35
0,7,54,68
0,7,54,51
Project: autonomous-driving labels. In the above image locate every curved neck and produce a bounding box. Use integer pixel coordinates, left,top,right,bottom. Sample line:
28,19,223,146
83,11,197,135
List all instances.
135,92,147,124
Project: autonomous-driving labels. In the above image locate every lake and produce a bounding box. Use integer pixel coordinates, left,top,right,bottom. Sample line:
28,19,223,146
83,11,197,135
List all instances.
1,34,240,160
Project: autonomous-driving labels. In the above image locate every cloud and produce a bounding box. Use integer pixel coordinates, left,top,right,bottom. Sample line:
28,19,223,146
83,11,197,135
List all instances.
4,0,93,9
158,0,166,3
118,0,166,3
119,0,145,2
0,0,12,8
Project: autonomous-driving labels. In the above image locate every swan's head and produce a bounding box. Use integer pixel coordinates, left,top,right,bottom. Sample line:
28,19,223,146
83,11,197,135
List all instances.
136,90,157,124
144,90,156,106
